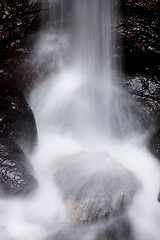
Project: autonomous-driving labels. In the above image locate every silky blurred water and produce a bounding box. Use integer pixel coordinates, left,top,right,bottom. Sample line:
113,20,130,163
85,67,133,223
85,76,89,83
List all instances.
0,1,160,239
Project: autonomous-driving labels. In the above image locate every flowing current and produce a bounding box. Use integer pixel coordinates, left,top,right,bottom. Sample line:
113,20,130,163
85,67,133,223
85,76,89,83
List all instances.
1,0,160,239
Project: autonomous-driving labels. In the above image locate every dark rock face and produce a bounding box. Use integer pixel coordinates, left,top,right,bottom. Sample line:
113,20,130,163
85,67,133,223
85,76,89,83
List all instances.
0,75,38,195
0,137,37,195
0,77,37,153
0,0,41,46
119,1,160,126
0,1,41,90
120,0,160,76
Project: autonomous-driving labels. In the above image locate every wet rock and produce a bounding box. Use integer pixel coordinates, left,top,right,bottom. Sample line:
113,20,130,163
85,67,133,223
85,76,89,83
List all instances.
122,73,160,154
158,192,160,202
124,74,160,101
0,1,71,91
54,152,139,224
104,214,132,240
128,94,160,160
0,137,37,195
133,95,160,134
0,0,41,45
50,213,132,240
149,129,160,160
0,74,38,195
120,74,160,135
0,75,37,154
120,0,160,76
0,0,70,63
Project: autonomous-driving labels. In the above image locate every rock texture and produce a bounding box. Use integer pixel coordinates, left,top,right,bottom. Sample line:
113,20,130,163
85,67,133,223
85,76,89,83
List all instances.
119,0,160,159
0,137,36,195
0,77,37,151
0,0,41,47
0,74,38,195
54,152,139,224
120,0,160,75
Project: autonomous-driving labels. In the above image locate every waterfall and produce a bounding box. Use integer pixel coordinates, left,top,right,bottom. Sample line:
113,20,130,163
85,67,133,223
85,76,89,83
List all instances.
32,0,137,143
0,1,159,240
29,1,160,239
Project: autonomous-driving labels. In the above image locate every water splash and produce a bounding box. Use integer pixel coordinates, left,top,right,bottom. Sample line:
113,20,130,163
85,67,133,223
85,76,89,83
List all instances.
29,1,160,239
0,1,160,240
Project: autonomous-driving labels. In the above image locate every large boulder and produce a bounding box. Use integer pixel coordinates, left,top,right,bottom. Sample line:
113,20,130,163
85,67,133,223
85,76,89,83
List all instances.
0,76,37,195
54,152,139,224
0,77,37,154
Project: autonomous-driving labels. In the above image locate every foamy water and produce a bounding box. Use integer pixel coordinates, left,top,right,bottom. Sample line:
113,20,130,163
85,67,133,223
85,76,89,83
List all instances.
0,1,159,239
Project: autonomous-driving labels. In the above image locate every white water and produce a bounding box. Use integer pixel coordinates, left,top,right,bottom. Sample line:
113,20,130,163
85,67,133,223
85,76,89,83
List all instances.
0,1,160,239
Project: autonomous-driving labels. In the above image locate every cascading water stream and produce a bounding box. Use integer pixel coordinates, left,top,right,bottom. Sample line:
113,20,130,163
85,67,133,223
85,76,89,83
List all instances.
0,1,159,240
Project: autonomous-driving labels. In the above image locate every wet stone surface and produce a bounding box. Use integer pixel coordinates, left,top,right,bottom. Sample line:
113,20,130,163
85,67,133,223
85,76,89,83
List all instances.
120,0,160,76
0,137,37,195
54,152,139,224
50,213,132,240
0,76,37,152
52,152,135,240
124,74,160,101
0,73,38,195
0,0,41,46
